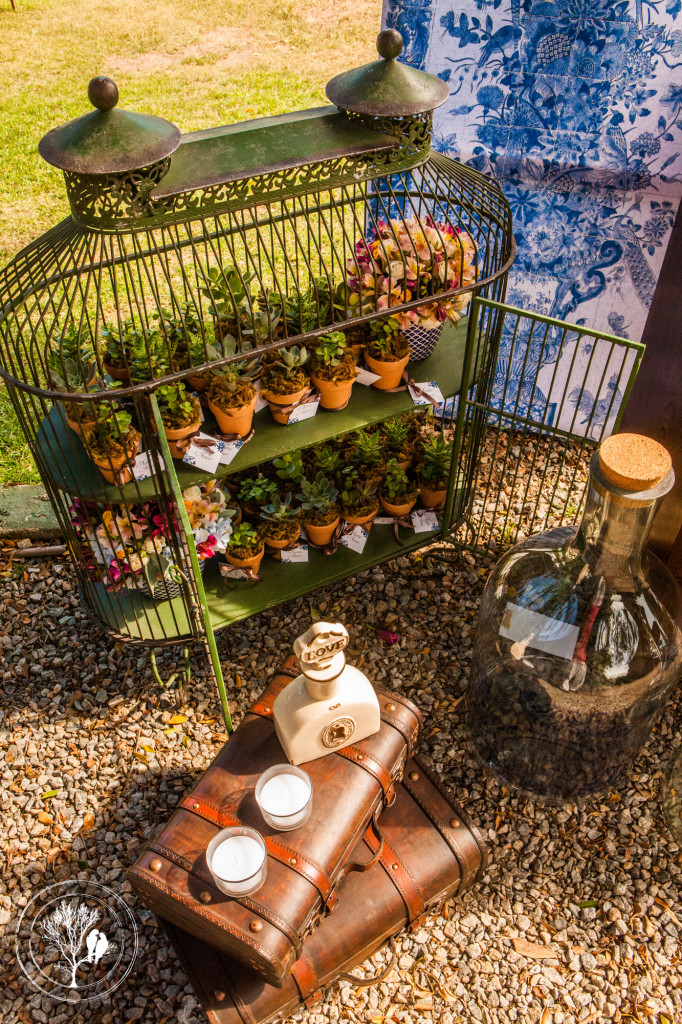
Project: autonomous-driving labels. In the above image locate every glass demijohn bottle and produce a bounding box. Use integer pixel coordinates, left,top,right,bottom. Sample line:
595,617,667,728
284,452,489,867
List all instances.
466,434,682,800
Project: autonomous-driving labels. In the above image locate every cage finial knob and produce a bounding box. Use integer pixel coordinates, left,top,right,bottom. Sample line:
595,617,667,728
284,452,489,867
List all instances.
376,29,403,61
88,76,119,112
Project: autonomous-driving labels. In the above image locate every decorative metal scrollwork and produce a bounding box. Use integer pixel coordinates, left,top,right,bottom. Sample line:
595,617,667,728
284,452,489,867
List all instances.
62,112,433,231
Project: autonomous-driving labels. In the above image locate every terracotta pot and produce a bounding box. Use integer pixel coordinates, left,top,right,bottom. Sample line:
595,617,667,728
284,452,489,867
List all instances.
207,393,257,437
380,493,417,518
305,515,340,547
261,385,309,425
343,503,378,527
350,343,364,361
187,371,209,393
311,374,354,411
89,429,140,486
65,410,96,438
262,521,300,551
395,455,413,472
103,360,130,384
419,480,447,509
365,352,409,390
163,415,201,459
225,544,264,574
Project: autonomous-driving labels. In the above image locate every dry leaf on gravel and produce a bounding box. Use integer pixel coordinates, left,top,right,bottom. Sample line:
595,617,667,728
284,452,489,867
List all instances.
512,937,559,960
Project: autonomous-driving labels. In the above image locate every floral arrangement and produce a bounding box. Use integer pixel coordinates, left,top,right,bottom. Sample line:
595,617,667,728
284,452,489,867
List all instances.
346,215,477,331
71,480,235,592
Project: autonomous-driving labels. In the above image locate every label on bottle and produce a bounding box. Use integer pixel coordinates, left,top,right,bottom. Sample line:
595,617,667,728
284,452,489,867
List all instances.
499,602,580,661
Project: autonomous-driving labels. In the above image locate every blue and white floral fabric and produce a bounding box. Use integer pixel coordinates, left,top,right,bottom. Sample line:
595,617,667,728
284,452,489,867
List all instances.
382,0,681,435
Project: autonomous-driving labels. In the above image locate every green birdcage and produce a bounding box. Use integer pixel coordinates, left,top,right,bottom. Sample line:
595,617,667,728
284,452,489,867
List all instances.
0,30,641,727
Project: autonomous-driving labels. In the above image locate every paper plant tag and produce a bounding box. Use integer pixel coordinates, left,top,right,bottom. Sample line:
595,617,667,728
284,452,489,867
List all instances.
280,544,309,563
219,439,245,466
356,366,382,386
373,516,396,525
132,450,165,482
339,525,369,554
288,398,320,424
221,566,250,582
299,524,309,541
182,433,225,474
254,381,269,414
409,380,445,407
412,509,439,533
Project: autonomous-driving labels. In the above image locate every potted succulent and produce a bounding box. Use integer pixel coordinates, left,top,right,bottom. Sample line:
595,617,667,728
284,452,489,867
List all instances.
201,264,255,341
155,302,201,369
340,466,379,527
417,433,452,508
156,382,201,459
309,332,357,411
127,326,173,385
364,317,410,390
381,416,413,470
185,329,225,392
349,428,385,489
46,325,97,391
83,402,141,486
284,278,331,335
259,493,300,551
260,346,310,423
297,472,340,546
273,449,305,489
206,359,259,437
332,282,367,359
311,443,344,479
225,521,265,574
346,215,477,360
240,302,282,350
238,476,278,519
379,461,418,518
100,319,139,383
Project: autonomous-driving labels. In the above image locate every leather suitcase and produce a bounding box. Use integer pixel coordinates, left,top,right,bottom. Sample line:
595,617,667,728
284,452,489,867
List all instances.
161,759,488,1024
128,656,422,986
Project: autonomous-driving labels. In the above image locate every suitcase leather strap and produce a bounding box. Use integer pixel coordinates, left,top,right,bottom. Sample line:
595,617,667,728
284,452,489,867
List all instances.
401,769,474,891
145,840,304,956
179,795,339,910
291,951,323,1008
365,828,425,925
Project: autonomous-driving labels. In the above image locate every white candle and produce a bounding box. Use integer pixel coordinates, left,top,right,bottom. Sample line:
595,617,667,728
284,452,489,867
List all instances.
206,826,267,896
211,835,265,882
255,764,313,831
259,774,310,817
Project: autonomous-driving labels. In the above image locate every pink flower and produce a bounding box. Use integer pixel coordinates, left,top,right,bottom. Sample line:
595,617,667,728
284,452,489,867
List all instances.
377,630,399,645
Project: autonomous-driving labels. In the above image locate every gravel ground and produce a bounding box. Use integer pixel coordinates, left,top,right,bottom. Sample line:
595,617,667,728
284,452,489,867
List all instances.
0,540,681,1024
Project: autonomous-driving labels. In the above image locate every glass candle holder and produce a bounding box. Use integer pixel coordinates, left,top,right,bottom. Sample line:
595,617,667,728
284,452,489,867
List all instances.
206,826,267,896
255,764,313,831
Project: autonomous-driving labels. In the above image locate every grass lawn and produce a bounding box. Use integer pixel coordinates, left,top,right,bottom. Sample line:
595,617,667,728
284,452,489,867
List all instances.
0,0,382,484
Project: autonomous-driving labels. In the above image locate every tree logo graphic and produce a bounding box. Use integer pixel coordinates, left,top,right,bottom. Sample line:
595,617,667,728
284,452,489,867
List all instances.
15,880,138,1004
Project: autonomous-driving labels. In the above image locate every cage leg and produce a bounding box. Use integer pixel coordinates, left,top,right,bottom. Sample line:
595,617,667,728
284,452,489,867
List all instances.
148,391,233,732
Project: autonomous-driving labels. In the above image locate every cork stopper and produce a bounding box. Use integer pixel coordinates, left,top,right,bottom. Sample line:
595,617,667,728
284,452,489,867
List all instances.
598,433,672,492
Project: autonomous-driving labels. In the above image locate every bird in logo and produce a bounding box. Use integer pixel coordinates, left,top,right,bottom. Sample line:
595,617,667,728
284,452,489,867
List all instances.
477,25,522,66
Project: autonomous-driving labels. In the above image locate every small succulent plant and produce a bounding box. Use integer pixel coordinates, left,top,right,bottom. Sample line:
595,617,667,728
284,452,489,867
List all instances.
260,493,299,523
297,473,339,516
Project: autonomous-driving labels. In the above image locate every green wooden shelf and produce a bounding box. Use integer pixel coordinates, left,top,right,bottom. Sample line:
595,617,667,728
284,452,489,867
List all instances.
80,516,443,642
36,319,467,505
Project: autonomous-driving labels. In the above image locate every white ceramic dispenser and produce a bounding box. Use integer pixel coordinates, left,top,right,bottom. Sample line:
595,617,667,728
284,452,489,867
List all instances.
273,622,381,765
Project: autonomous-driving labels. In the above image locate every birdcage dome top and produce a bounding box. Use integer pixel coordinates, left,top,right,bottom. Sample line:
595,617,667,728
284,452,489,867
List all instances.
326,30,449,118
38,77,181,175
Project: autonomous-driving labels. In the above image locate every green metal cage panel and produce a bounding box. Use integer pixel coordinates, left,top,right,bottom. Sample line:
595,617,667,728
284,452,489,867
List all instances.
0,34,516,728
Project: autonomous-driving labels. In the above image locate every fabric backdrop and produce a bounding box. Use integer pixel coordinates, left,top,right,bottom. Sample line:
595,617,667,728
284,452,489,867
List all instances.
382,0,682,435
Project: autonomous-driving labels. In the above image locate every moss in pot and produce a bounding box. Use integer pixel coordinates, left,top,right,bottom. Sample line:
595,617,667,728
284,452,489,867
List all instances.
205,357,259,437
297,473,340,547
309,332,357,411
379,461,418,518
340,466,379,527
259,493,300,552
365,317,410,390
224,521,265,574
261,346,311,423
157,382,201,459
417,433,452,508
